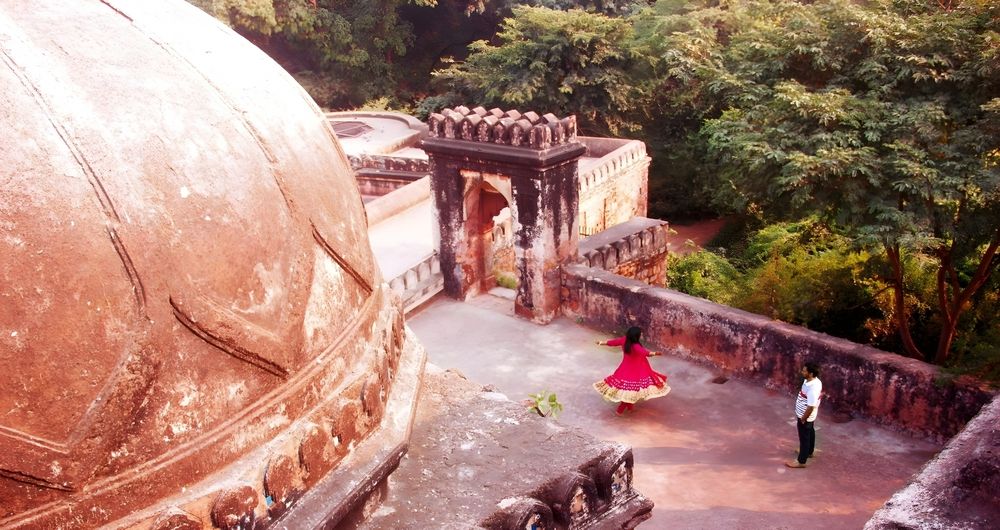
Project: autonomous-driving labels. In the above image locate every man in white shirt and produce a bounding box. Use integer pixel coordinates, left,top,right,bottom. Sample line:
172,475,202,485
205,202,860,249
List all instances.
787,362,822,468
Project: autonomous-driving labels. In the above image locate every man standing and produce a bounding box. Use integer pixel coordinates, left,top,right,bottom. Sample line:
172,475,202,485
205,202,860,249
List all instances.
786,362,822,468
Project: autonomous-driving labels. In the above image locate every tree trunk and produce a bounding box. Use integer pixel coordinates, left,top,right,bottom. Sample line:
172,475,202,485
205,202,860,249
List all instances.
886,244,926,360
932,228,1000,363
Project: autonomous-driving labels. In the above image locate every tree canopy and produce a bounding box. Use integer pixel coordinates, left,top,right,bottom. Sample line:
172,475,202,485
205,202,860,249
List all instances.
647,0,1000,362
433,6,647,134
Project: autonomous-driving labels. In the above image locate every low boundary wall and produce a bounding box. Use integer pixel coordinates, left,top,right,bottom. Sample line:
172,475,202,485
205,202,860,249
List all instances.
388,252,443,314
364,176,431,227
578,217,669,285
561,264,995,441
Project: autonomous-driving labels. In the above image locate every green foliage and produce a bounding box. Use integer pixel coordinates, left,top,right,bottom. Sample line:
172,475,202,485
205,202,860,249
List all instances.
646,0,1000,362
495,273,519,290
434,6,647,134
525,390,564,418
190,0,422,107
666,250,742,305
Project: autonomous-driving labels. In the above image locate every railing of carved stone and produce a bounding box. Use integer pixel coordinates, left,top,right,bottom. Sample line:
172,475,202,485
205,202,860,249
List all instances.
347,153,431,173
388,252,443,314
491,209,513,245
578,222,669,272
427,106,578,150
578,140,648,195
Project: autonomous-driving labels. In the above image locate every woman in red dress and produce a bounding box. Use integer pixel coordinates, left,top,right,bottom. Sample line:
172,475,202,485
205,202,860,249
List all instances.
593,327,670,415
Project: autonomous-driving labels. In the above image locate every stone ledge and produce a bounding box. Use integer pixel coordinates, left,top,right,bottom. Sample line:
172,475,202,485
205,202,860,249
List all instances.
272,325,427,529
865,393,1000,529
354,365,653,529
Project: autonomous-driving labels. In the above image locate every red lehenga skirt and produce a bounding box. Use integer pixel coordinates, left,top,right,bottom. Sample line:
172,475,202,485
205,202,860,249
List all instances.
593,348,670,404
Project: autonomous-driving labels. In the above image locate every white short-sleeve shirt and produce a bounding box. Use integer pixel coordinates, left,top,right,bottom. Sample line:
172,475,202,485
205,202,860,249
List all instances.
794,378,822,422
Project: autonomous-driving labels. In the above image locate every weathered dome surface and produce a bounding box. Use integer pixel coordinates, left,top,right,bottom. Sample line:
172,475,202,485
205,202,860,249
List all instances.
0,1,415,527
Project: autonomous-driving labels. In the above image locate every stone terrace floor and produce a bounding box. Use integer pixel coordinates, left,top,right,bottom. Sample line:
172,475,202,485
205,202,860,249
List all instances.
404,292,943,529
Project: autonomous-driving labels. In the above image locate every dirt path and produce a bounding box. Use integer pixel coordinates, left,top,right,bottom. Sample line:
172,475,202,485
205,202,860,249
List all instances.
665,218,728,256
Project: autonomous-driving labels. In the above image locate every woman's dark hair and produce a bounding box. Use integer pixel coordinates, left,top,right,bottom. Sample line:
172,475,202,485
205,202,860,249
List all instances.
624,326,642,353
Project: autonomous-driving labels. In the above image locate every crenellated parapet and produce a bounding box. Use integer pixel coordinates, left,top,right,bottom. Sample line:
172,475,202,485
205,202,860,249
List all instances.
348,153,430,174
427,106,578,150
578,218,669,273
578,139,648,195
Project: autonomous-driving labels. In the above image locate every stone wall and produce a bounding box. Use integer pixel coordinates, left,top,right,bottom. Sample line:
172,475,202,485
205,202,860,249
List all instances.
351,154,430,197
560,265,996,441
365,176,431,226
387,252,444,314
865,393,1000,529
577,139,649,236
578,218,670,286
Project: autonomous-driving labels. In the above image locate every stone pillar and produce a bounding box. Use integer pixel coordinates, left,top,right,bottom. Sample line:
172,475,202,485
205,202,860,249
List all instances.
423,106,586,323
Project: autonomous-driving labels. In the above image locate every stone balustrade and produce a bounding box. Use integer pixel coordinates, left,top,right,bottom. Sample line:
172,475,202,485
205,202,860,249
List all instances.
427,106,578,150
348,153,430,174
388,252,443,313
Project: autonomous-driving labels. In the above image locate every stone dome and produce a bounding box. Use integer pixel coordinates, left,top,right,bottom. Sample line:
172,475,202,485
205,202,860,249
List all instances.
0,1,416,528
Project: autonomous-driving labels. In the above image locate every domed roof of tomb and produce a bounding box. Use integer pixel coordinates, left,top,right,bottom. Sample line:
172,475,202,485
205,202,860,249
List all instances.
0,1,397,527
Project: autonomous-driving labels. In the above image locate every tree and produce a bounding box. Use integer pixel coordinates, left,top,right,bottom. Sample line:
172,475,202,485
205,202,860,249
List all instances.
651,0,1000,362
189,0,430,107
434,6,647,134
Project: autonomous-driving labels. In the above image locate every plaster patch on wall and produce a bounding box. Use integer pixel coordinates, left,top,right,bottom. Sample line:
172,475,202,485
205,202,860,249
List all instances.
227,381,247,400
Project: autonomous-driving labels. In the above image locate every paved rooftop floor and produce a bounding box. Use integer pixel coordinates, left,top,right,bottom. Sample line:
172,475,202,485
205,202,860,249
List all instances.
366,199,434,281
407,293,943,529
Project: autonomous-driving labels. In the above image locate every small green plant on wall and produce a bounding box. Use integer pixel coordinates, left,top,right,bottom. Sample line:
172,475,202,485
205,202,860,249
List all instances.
496,273,518,290
525,390,563,418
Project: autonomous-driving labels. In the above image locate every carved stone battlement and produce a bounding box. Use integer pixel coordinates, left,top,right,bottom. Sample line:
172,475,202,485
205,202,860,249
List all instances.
579,218,669,272
579,140,648,194
427,106,578,150
348,153,430,174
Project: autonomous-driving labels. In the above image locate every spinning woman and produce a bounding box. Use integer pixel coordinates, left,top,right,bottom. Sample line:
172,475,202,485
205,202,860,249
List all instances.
593,326,670,415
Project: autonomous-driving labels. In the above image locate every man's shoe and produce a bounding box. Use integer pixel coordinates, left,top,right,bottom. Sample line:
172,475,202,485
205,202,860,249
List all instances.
785,460,808,468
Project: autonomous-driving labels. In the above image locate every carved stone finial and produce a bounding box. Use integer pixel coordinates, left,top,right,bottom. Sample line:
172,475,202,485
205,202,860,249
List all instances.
461,114,482,141
495,117,515,144
210,485,258,530
478,115,498,142
561,116,577,141
510,119,532,147
151,508,202,530
530,124,552,149
264,455,305,518
427,113,445,137
444,110,462,139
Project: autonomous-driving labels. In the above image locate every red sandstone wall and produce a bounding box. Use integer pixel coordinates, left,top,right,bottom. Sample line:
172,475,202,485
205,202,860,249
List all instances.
578,222,670,286
561,265,996,441
610,255,667,286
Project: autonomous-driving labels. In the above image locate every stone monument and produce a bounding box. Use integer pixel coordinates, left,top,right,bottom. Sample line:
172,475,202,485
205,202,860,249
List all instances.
0,1,423,528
